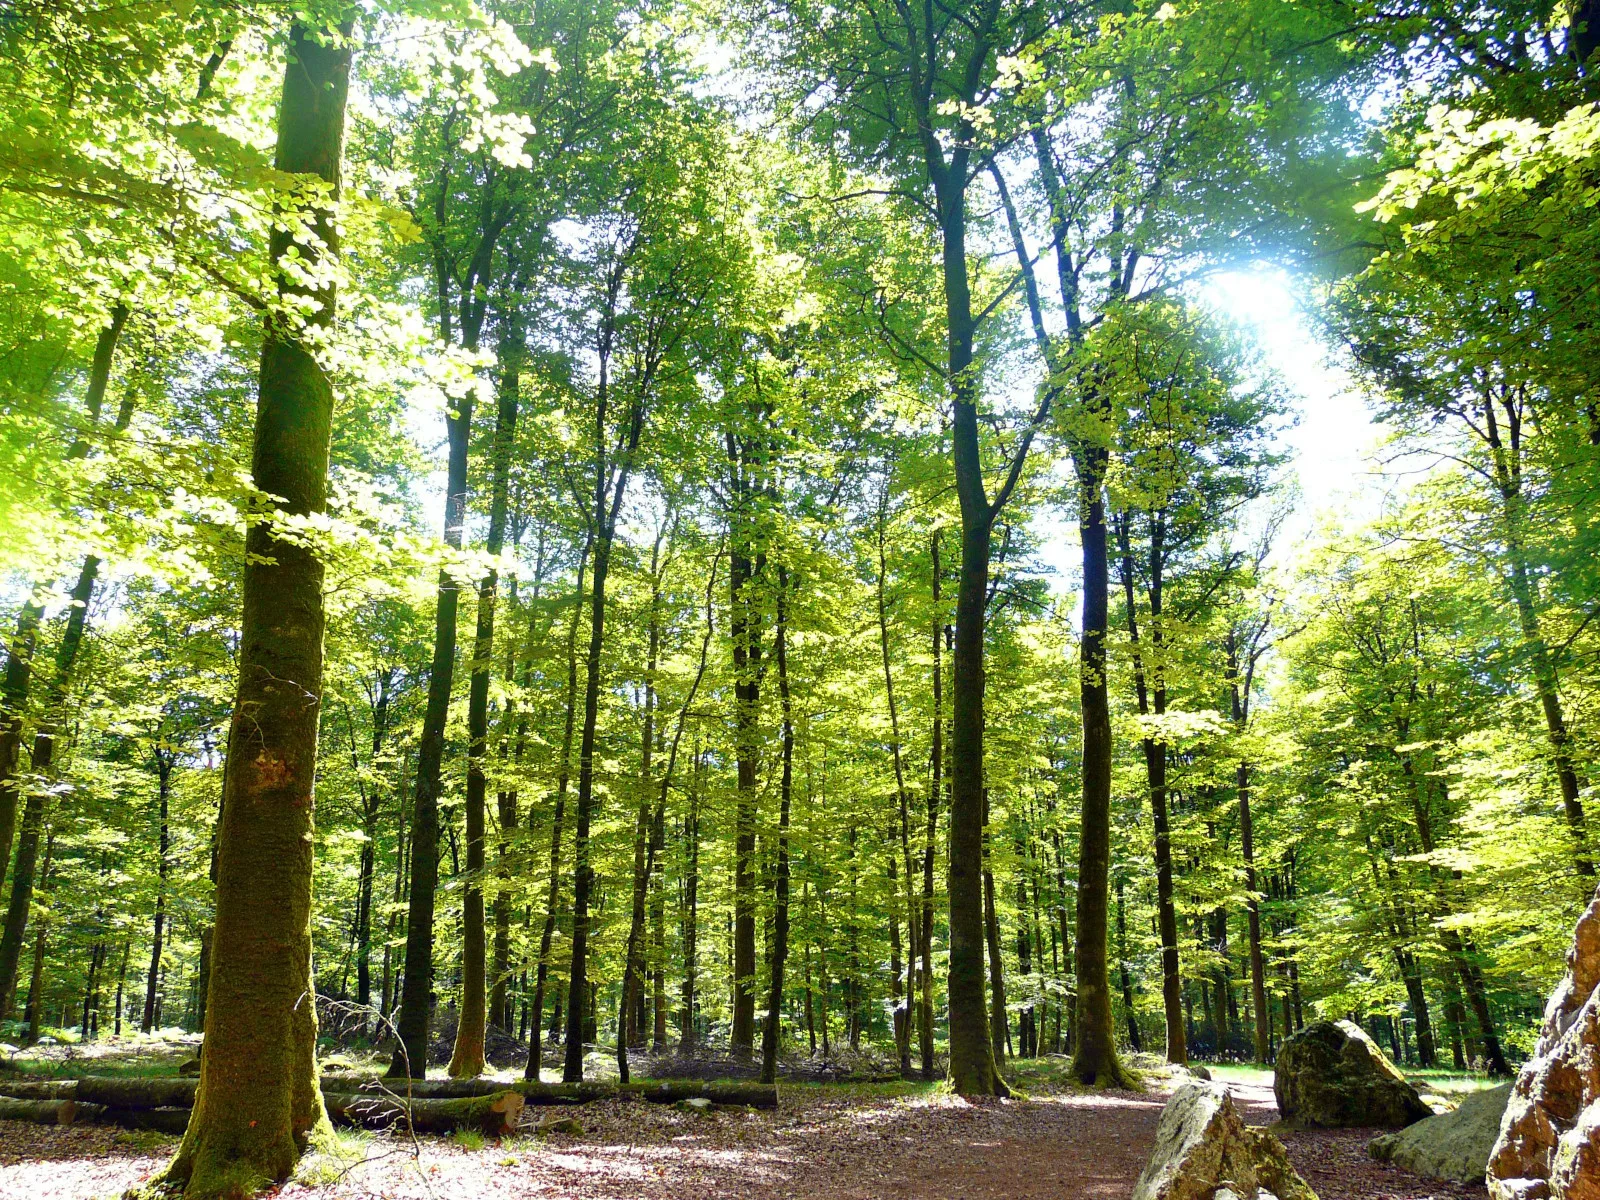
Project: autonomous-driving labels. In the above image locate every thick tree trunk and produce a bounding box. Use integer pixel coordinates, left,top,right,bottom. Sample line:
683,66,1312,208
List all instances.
159,24,349,1194
948,388,1003,1093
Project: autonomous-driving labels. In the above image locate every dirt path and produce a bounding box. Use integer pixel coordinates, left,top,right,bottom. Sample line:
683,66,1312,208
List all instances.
0,1076,1487,1199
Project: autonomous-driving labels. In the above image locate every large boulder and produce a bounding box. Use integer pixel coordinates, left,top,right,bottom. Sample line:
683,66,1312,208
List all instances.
1133,1079,1318,1200
1274,1020,1431,1128
1488,885,1600,1200
1370,1083,1513,1182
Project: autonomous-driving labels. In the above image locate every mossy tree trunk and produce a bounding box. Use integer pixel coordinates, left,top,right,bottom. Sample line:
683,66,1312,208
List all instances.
159,20,351,1196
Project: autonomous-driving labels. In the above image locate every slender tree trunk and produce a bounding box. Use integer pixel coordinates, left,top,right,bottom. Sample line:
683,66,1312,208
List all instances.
680,751,701,1050
0,603,41,893
920,534,942,1078
876,504,917,1076
1071,453,1129,1086
142,755,171,1032
618,534,666,1083
1116,513,1184,1064
759,566,793,1088
1115,873,1142,1052
449,310,522,1080
0,542,111,1011
161,25,349,1190
391,400,472,1079
728,516,762,1058
21,828,52,1042
565,437,638,1081
1483,397,1592,874
982,820,1006,1066
526,540,590,1081
0,303,126,893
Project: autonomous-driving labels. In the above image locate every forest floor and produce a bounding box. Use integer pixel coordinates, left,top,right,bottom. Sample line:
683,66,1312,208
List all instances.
0,1042,1492,1200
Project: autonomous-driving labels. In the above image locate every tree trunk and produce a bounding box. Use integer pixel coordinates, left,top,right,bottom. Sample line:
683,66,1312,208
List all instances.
21,828,53,1040
141,755,171,1033
983,838,1006,1067
526,539,590,1081
0,603,41,893
0,553,105,1012
876,506,917,1077
449,309,522,1081
158,24,349,1193
1071,457,1130,1087
564,345,642,1080
759,569,791,1086
920,533,942,1079
390,395,471,1077
727,507,762,1058
0,303,125,895
681,750,701,1050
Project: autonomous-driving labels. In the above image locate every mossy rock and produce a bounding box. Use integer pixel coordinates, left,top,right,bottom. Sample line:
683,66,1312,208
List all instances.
1274,1021,1430,1129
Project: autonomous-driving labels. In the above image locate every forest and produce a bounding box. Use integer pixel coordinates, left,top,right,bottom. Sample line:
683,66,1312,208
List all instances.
1,0,1598,1197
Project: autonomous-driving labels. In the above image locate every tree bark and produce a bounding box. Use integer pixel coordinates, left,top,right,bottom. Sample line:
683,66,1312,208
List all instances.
159,23,348,1193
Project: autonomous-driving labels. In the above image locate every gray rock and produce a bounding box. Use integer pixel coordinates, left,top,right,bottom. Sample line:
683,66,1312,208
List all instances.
1370,1083,1512,1182
1133,1080,1316,1200
1274,1020,1430,1128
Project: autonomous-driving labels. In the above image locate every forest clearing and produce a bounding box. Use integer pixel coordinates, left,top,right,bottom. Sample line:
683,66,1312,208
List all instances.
3,0,1600,1196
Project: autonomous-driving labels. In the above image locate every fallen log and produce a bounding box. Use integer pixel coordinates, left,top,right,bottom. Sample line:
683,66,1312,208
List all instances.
324,1076,777,1109
0,1079,76,1100
75,1077,197,1109
0,1097,75,1125
321,1090,524,1137
77,1104,191,1135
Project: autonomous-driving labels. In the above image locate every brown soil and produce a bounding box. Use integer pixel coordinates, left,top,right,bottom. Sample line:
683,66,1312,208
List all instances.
0,1070,1488,1199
